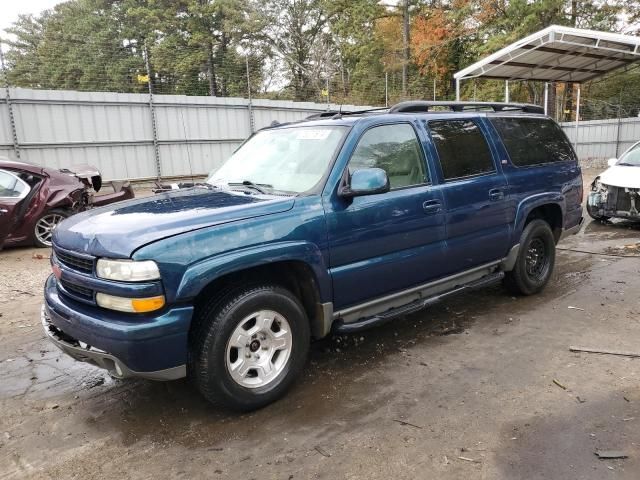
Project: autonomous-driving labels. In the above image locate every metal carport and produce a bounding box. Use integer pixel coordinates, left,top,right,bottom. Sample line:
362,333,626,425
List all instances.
454,25,640,146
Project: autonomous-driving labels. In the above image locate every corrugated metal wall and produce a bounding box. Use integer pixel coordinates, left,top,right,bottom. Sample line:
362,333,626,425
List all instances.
0,88,368,180
561,117,640,167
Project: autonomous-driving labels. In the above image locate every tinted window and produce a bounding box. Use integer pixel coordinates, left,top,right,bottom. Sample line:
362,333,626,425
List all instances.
428,120,495,180
0,170,28,198
491,117,576,167
348,124,428,189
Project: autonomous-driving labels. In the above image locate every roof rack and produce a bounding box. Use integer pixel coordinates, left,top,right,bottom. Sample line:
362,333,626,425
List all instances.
388,101,544,114
305,107,388,120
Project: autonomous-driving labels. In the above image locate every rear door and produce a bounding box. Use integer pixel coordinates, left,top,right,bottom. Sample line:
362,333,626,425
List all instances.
0,169,30,247
424,118,512,273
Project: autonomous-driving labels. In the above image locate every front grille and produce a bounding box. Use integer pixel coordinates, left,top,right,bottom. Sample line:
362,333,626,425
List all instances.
60,279,94,300
54,248,94,274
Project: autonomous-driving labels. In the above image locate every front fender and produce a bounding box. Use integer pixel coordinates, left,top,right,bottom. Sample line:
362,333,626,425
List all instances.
175,241,332,302
513,192,565,236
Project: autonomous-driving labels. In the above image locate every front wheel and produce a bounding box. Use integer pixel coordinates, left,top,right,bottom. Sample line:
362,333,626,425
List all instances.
34,209,70,248
189,284,310,411
504,219,556,296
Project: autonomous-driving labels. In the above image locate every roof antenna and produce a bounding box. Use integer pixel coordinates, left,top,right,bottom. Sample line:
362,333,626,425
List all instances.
179,109,196,187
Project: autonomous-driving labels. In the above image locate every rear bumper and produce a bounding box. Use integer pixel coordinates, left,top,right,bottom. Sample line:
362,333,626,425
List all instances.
43,274,192,378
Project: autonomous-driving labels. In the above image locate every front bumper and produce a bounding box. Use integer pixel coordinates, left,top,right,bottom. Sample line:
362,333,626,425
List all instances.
43,274,192,379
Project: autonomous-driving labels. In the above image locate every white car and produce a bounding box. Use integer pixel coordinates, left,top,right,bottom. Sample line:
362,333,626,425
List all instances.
587,141,640,221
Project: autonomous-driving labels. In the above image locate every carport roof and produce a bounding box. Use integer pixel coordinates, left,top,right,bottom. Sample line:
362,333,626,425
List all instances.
454,25,640,83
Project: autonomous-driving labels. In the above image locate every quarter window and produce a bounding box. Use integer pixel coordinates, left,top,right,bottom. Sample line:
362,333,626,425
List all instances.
490,117,576,166
348,124,428,189
428,120,495,180
0,170,29,199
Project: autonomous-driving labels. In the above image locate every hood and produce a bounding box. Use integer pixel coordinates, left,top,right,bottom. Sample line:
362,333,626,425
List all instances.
53,187,295,258
599,165,640,189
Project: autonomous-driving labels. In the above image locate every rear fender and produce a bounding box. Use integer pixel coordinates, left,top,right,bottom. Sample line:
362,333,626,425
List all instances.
513,193,565,238
175,241,331,303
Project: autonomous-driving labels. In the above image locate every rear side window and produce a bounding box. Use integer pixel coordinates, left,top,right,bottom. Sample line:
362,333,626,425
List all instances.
491,117,576,167
0,170,29,199
348,123,428,189
427,120,495,181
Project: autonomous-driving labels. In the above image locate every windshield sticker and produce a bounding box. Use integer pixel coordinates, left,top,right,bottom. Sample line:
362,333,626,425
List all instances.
296,129,331,140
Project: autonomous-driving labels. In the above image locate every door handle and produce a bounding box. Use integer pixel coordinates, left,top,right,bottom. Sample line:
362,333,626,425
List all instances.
422,200,442,214
489,189,504,201
0,208,7,215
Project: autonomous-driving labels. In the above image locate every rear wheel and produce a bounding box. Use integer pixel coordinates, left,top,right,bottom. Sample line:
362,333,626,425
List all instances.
189,284,310,411
34,209,69,247
504,219,555,296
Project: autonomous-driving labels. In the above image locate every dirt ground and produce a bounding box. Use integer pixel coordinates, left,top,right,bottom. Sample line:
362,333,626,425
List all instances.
2,169,640,479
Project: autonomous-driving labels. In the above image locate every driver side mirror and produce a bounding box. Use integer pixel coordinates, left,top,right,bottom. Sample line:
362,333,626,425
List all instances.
607,158,618,167
339,167,390,198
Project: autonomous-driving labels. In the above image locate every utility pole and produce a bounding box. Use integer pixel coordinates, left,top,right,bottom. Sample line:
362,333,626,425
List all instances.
401,0,409,98
0,40,20,159
385,72,388,107
144,45,161,179
246,55,255,134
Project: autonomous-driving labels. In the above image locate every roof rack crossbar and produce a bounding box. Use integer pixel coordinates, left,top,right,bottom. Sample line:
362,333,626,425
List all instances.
388,101,544,114
304,107,388,120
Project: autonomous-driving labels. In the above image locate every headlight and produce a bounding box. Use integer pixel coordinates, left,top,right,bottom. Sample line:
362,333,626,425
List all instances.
96,292,165,313
96,259,160,281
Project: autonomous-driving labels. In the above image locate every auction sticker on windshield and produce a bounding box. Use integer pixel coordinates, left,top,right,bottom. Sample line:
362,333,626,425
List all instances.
295,129,332,140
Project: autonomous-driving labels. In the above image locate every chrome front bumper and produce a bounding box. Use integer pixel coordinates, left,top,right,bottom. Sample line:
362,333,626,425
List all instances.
41,306,186,381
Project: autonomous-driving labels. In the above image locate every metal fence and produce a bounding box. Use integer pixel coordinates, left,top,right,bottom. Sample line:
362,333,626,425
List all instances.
560,117,640,168
0,87,368,181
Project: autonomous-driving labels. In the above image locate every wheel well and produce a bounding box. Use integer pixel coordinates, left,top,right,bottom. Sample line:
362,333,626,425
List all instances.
525,204,563,243
192,260,323,337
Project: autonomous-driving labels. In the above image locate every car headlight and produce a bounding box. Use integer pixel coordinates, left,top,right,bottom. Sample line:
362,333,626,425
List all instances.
96,292,165,313
96,259,160,282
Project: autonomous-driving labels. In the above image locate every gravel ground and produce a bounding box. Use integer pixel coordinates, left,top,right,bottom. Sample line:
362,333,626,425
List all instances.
2,169,640,479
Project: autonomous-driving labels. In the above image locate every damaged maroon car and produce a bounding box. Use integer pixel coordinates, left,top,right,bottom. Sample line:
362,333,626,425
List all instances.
0,158,134,249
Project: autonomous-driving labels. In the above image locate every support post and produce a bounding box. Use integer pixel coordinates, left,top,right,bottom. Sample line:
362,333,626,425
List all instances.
144,45,161,179
505,80,510,103
325,75,330,110
574,83,581,151
455,78,460,101
385,72,388,107
246,55,255,134
0,42,20,160
433,78,436,101
544,82,549,116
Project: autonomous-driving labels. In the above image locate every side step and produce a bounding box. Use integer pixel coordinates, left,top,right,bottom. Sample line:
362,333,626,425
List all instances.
332,271,504,334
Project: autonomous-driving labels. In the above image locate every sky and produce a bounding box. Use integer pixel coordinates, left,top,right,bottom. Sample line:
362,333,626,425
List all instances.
0,0,61,37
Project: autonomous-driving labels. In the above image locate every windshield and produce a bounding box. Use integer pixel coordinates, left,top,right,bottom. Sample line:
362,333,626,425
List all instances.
618,142,640,166
206,125,348,194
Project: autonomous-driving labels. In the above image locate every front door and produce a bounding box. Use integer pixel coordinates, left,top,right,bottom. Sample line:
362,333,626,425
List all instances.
0,169,30,248
423,118,512,273
324,122,448,310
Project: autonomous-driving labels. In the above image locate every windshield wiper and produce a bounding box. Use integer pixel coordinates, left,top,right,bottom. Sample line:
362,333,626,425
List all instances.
227,180,273,194
617,162,636,166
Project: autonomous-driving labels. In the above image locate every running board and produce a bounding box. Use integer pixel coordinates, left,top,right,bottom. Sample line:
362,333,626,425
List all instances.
332,271,505,334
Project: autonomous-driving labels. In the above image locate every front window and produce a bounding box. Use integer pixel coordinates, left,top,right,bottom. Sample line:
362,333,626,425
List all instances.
617,142,640,167
207,126,348,194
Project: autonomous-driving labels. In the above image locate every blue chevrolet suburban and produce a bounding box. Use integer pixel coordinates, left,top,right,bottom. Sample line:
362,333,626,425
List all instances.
43,101,583,410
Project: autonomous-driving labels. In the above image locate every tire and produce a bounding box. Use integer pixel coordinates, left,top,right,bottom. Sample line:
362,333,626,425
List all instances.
189,284,310,411
504,219,556,296
33,209,70,248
